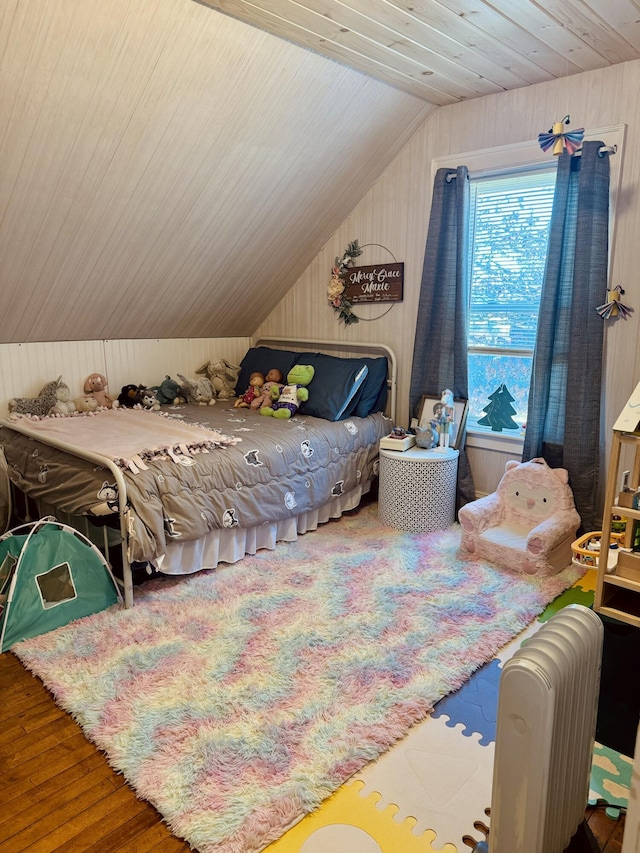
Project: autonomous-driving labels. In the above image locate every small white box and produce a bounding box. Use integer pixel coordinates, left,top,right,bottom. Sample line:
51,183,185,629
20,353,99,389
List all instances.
379,433,416,451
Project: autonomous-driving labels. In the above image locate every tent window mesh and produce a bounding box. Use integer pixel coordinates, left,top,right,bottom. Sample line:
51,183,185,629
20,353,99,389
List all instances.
36,562,77,609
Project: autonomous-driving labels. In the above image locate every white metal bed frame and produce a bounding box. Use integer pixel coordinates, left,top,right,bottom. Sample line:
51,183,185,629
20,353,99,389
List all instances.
3,339,397,609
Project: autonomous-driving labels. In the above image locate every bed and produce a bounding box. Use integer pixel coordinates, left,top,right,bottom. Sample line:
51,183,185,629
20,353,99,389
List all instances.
0,339,396,607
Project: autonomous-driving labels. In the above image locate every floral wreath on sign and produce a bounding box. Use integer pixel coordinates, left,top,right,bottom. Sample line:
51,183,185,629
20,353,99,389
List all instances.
328,240,362,325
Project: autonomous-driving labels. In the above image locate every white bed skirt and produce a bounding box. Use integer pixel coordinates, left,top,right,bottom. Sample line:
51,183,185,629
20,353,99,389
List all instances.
154,483,369,575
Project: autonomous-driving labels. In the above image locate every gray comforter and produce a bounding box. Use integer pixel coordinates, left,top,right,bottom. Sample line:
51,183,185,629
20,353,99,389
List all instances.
1,404,390,563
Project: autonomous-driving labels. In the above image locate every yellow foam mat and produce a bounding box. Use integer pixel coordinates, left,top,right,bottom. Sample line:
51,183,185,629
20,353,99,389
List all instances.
576,568,596,592
264,779,457,853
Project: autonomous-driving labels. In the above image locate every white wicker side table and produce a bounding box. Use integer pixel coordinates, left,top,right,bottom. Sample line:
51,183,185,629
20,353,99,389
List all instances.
378,446,459,533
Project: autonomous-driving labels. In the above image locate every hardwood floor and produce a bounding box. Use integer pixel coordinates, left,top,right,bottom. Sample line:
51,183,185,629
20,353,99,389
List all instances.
566,812,626,853
1,652,190,853
2,650,628,853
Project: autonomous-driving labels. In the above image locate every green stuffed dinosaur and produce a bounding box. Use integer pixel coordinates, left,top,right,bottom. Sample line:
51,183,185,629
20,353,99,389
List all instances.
260,364,315,419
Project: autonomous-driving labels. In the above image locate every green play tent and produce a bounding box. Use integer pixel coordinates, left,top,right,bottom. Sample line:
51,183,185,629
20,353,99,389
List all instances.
0,517,121,652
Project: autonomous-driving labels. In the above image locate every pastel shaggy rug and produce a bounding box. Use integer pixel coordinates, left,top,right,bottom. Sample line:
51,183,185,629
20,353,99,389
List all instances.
13,504,583,852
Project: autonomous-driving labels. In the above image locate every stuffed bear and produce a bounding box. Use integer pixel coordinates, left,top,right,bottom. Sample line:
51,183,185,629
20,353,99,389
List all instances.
458,457,581,576
177,374,216,406
84,373,115,408
118,384,140,407
196,359,242,400
260,364,315,419
234,372,264,408
9,377,75,418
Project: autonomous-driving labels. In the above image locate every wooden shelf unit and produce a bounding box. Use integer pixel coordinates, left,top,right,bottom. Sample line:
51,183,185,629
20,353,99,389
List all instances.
595,431,640,628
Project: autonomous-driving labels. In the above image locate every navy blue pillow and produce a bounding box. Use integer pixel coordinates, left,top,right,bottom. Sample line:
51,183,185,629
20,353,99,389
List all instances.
235,347,299,397
353,356,388,417
294,352,369,421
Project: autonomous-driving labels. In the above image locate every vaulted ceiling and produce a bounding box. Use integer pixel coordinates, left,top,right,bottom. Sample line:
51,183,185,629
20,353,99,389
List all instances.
2,0,639,344
198,0,640,104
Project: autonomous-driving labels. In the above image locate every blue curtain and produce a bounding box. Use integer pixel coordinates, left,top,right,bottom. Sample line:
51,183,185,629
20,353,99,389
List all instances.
409,166,475,508
522,141,610,531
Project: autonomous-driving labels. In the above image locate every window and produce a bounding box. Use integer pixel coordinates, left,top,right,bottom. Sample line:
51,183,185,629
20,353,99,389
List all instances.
433,123,624,448
467,167,556,432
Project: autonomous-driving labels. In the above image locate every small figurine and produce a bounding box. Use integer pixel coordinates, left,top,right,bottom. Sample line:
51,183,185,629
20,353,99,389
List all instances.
434,389,455,450
390,426,407,439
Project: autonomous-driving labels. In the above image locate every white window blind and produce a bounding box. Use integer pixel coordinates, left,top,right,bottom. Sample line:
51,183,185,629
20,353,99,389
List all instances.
467,167,556,427
469,168,556,351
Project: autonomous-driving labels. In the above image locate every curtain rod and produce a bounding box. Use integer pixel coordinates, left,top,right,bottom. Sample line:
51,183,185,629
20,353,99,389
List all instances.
445,144,617,180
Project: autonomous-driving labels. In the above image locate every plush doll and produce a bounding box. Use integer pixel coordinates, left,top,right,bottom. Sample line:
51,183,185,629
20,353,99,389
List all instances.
84,373,115,408
260,364,315,419
9,377,75,418
177,374,216,406
249,368,284,410
234,372,264,408
74,395,99,413
196,359,242,400
151,375,184,406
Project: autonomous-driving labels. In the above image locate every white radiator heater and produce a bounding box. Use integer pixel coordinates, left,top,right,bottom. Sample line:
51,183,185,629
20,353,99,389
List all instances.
488,604,604,853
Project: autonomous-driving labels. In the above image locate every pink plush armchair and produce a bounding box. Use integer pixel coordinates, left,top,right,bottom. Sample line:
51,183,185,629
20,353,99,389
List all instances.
458,458,581,576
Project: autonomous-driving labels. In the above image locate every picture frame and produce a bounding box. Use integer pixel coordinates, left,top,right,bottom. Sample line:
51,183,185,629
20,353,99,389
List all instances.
418,395,469,451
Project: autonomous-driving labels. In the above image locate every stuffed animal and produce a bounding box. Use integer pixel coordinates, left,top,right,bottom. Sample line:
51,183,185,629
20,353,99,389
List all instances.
74,395,99,413
177,374,216,406
49,380,76,415
196,359,242,400
139,387,160,410
151,376,184,406
249,368,284,410
118,384,140,407
9,377,75,418
83,373,115,408
260,364,315,419
118,384,157,408
234,372,264,408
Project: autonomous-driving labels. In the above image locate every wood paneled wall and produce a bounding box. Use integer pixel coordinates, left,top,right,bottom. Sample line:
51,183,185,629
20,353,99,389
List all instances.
257,60,640,495
0,337,250,417
0,0,432,344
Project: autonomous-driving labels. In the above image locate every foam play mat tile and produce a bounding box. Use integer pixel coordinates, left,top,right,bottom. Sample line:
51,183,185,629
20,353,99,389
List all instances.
575,568,597,592
265,779,456,853
589,740,633,819
432,659,500,746
537,583,594,621
355,714,494,849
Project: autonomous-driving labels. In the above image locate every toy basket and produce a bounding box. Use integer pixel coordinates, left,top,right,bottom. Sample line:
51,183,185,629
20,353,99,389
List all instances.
571,530,624,569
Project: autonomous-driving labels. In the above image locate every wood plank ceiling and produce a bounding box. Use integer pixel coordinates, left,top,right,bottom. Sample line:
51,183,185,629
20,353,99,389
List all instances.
197,0,640,103
2,0,640,344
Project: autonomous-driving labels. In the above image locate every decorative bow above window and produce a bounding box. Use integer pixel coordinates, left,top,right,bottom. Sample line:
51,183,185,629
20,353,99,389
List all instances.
538,115,584,156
